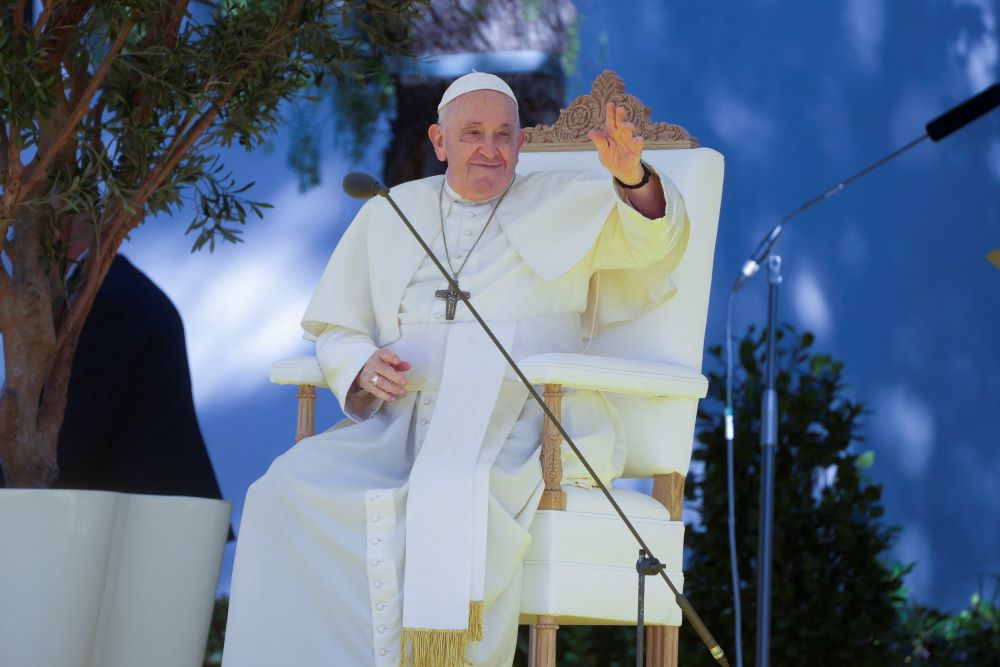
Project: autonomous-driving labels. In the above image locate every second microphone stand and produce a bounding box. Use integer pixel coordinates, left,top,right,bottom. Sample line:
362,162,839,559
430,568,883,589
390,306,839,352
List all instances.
755,256,782,667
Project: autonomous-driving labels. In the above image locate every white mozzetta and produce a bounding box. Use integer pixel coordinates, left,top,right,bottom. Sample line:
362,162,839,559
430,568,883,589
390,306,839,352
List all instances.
519,352,708,398
0,490,230,667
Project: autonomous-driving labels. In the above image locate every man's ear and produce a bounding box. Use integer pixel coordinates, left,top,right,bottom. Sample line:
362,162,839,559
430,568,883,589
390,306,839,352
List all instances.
428,124,447,162
517,128,526,150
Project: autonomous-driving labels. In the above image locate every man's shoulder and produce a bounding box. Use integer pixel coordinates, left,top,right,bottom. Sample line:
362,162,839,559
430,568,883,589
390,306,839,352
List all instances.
347,174,442,226
386,174,444,199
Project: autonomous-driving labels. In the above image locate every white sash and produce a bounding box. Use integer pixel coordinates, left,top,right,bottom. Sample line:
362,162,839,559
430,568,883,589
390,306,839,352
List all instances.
392,314,580,665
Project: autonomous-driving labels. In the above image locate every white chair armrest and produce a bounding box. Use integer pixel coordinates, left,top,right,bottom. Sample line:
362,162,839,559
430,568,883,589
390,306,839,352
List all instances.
269,352,708,398
269,356,328,388
518,352,707,398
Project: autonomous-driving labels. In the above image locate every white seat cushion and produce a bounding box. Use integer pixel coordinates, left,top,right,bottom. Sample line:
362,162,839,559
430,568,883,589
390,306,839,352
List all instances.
521,487,684,625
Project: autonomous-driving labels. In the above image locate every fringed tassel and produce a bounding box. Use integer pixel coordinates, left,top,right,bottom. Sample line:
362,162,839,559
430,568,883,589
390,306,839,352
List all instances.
399,628,470,667
468,600,484,642
399,601,486,667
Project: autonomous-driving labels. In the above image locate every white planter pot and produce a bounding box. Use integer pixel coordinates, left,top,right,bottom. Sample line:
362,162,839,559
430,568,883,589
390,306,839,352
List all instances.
0,490,231,667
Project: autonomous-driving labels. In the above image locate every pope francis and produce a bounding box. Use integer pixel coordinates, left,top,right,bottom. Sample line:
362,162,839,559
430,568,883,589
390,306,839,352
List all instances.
222,73,690,667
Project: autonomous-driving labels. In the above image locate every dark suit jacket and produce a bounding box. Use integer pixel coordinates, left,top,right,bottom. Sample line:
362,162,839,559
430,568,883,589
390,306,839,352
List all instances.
56,255,224,502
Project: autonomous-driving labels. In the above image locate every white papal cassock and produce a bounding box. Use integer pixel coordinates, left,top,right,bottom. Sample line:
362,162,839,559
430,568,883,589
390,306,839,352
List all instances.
222,168,689,667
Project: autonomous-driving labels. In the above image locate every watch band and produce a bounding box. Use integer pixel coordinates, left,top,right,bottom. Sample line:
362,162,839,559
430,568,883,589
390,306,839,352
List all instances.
614,162,652,190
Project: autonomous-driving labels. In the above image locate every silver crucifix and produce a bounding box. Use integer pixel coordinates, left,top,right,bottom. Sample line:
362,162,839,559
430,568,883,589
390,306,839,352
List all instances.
434,287,470,320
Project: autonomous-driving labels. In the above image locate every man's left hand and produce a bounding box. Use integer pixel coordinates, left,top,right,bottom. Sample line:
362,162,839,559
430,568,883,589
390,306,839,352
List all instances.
587,102,665,219
588,102,645,185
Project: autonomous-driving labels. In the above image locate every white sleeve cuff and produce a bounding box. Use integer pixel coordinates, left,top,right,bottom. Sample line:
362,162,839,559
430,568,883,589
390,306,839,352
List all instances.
315,326,383,421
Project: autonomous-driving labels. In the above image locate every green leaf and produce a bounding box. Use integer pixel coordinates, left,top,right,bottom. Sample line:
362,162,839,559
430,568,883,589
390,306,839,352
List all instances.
856,450,875,469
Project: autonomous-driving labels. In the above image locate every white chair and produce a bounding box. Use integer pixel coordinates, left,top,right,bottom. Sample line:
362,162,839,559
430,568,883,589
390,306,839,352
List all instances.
269,71,723,667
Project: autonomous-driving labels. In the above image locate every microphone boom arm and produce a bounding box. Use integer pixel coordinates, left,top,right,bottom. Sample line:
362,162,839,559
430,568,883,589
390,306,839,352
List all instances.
733,133,929,292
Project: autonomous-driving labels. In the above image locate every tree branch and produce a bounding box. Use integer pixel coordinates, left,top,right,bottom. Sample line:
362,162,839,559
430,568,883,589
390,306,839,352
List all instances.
53,0,307,358
0,250,13,295
33,1,55,39
13,0,26,37
35,236,117,476
0,121,9,175
143,0,189,51
5,114,17,186
108,0,307,242
8,13,136,219
64,43,92,112
1,158,24,257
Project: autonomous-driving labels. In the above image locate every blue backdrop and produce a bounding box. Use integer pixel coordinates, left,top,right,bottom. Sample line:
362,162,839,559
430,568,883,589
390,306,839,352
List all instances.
112,0,998,612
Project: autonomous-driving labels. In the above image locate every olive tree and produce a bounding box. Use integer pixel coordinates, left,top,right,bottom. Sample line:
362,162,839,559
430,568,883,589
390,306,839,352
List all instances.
0,0,422,487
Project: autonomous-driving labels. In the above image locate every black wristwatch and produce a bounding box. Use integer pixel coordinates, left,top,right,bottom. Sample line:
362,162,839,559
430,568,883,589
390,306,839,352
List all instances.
614,163,652,190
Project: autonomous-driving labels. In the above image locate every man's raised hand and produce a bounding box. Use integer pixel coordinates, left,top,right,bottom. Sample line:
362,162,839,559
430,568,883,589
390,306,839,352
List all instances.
356,349,411,403
587,102,645,185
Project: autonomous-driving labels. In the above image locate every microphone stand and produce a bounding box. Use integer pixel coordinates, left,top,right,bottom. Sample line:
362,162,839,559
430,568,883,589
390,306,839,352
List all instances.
348,176,731,667
755,256,781,667
726,82,1000,667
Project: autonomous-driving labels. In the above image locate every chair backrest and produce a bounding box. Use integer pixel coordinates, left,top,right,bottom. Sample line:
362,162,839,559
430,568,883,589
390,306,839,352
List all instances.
516,71,724,477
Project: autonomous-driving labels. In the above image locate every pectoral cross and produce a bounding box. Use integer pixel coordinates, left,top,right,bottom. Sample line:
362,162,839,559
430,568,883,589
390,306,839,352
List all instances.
434,286,470,321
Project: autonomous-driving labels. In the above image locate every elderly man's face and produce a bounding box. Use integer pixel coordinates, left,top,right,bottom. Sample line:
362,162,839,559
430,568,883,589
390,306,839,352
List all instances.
428,90,525,201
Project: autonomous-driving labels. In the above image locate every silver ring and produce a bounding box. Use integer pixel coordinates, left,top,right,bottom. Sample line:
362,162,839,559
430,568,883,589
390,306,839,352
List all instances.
370,375,380,386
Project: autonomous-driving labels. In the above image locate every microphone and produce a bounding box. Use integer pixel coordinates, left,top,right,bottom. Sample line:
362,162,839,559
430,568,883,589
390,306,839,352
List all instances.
733,225,784,293
927,83,1000,142
732,82,999,292
342,171,388,199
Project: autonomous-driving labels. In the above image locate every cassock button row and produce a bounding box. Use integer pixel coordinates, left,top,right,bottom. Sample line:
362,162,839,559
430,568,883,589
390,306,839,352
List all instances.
423,398,432,405
434,312,443,320
464,228,474,236
377,603,386,611
420,418,429,426
373,581,383,589
370,559,382,566
371,515,380,522
453,254,464,260
379,649,388,656
377,624,386,633
370,537,381,545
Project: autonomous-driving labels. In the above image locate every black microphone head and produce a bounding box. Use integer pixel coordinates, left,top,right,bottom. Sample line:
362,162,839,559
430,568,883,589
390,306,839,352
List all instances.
343,172,385,199
926,83,1000,142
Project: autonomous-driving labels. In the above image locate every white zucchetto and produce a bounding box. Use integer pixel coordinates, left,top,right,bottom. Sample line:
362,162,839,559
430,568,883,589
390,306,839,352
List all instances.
437,72,518,111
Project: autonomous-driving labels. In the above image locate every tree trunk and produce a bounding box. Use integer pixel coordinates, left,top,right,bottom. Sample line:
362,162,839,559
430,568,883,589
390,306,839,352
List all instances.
0,206,118,488
0,210,60,487
383,0,576,186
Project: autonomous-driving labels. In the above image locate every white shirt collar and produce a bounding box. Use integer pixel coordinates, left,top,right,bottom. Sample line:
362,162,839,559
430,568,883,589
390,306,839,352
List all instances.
442,174,515,206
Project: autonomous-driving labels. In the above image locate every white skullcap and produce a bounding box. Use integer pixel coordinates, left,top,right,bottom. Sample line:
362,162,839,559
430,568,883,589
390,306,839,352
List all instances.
437,72,518,111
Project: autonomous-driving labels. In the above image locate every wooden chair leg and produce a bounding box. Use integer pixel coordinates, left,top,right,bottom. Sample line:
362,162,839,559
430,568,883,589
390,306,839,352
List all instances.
646,626,680,667
295,384,316,442
529,615,559,667
647,472,685,667
538,384,566,511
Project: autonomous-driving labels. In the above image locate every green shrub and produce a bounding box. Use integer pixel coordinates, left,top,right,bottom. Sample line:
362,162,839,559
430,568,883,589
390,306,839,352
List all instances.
898,580,1000,666
680,325,909,665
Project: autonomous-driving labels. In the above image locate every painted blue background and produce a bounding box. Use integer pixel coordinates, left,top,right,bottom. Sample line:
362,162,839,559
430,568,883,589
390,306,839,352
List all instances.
66,1,1000,612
